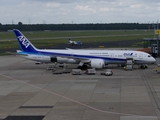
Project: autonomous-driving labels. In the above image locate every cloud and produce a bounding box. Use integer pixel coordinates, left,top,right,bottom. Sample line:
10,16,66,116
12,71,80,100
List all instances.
76,5,93,11
45,2,60,8
75,5,97,14
0,0,160,24
130,4,142,8
27,0,84,4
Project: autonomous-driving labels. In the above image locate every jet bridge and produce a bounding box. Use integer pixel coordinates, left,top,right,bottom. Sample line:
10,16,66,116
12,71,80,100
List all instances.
143,30,160,57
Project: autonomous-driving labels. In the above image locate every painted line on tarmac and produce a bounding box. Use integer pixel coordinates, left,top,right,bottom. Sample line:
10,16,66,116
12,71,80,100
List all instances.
0,73,157,118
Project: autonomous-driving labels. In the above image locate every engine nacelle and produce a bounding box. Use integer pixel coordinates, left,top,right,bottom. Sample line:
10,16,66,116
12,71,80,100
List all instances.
90,59,105,69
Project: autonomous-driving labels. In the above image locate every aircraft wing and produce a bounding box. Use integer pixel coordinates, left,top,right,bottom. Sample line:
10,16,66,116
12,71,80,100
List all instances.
73,57,90,63
49,53,91,64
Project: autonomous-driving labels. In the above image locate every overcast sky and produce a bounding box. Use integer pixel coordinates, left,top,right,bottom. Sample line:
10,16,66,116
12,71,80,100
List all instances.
0,0,160,24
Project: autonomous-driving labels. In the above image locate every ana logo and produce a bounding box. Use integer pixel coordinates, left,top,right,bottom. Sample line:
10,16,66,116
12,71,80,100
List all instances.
123,53,133,56
17,36,30,48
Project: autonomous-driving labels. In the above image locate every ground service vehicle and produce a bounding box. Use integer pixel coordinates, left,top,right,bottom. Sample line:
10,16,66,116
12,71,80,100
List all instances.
101,69,113,76
72,69,82,75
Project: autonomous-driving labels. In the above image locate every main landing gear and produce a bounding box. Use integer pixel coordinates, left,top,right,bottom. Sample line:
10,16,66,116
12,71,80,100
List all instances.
140,64,148,69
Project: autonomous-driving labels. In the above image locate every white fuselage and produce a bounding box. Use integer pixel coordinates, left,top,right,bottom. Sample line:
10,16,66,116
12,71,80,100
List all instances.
29,49,155,64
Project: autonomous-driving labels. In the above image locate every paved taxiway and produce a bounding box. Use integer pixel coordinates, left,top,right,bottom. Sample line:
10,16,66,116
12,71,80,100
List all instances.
0,55,160,120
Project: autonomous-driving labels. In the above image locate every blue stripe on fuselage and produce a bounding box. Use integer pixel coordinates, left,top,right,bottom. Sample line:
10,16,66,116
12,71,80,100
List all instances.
27,50,126,62
22,50,147,63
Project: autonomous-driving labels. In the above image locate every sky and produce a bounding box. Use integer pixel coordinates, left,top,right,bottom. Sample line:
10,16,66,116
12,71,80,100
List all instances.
0,0,160,24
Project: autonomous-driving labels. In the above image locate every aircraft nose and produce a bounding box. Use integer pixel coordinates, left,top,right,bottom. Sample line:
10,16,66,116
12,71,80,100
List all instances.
152,57,156,63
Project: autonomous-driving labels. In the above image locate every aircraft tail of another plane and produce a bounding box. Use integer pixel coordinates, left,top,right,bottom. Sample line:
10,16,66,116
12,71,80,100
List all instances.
13,29,38,53
68,39,73,44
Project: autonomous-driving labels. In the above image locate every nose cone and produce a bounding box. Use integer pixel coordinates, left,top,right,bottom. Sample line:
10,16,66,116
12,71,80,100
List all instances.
152,57,156,63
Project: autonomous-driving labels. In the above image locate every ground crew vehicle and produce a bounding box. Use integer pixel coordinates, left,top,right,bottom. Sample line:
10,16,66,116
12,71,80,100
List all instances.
85,69,96,75
72,69,82,75
153,64,160,73
101,69,113,76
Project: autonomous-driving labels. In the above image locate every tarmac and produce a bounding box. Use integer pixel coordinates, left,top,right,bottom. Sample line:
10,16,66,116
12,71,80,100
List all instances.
0,55,160,120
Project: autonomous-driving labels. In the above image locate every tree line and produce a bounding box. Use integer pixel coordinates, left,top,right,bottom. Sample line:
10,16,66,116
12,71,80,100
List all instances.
0,23,154,31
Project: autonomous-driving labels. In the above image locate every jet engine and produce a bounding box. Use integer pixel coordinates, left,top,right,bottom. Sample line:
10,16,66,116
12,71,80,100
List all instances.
90,59,105,69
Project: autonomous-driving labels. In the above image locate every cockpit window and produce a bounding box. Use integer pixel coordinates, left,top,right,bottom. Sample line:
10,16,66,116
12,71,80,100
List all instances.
148,55,151,57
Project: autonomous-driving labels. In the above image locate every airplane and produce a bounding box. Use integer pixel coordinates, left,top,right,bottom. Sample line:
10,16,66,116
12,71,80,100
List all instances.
68,39,82,45
13,29,156,69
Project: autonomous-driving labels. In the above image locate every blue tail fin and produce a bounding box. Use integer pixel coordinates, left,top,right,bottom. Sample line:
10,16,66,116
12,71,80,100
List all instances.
13,29,37,53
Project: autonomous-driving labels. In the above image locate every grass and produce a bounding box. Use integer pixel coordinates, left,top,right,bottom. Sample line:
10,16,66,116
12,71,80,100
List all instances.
0,29,157,50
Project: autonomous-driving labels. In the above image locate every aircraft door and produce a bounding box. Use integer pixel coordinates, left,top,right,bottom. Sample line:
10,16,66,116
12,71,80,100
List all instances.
70,52,74,57
139,53,143,60
110,53,114,58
